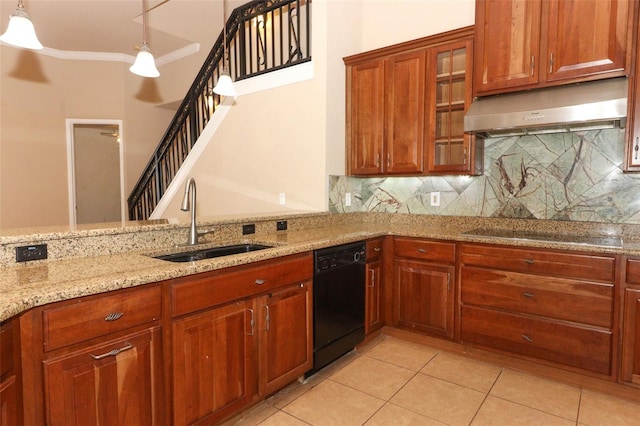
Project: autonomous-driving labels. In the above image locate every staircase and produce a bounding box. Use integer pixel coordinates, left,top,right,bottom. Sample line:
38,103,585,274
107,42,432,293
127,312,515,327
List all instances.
127,0,312,220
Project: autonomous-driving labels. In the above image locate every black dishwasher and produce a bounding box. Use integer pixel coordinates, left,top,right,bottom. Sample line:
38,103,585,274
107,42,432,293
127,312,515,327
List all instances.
310,241,366,376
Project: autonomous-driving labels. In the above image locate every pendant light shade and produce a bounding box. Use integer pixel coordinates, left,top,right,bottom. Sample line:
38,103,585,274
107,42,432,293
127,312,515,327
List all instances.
130,0,159,78
212,0,235,97
212,68,236,97
130,43,160,78
0,0,43,50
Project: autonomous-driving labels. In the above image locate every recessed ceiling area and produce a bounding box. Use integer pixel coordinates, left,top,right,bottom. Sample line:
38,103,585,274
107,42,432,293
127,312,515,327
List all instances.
0,0,228,58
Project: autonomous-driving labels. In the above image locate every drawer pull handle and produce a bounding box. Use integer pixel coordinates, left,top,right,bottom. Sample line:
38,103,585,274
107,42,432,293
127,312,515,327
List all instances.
255,279,266,285
522,292,535,299
524,259,535,265
248,309,255,336
90,343,133,360
104,312,124,321
417,248,427,253
264,305,270,332
369,269,376,287
374,247,381,252
521,334,533,343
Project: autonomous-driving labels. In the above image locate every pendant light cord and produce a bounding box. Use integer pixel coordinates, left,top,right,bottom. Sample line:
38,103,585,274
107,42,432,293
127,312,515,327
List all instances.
142,0,148,45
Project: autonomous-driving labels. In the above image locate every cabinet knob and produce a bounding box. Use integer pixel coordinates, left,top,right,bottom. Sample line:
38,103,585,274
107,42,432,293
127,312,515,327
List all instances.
521,334,533,343
524,259,535,265
255,279,266,285
374,247,381,252
418,248,427,253
522,292,535,299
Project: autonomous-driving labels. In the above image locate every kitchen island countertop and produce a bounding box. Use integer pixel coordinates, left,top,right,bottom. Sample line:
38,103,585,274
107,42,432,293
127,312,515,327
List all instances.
3,212,640,322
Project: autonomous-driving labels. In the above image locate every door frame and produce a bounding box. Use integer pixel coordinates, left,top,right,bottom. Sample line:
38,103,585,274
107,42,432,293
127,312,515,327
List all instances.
65,118,125,226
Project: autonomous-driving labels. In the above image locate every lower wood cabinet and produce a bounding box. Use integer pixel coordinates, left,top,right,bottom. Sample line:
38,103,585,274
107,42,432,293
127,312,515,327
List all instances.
621,288,640,385
365,238,384,334
43,327,163,426
258,282,313,395
460,243,616,377
0,320,19,426
172,300,255,426
393,238,456,339
169,253,313,425
0,376,17,426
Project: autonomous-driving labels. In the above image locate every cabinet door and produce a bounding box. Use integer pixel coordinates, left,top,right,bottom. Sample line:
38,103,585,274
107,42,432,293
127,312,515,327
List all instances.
43,327,163,426
385,50,426,174
622,288,640,385
545,0,631,83
474,0,542,95
427,39,479,174
624,7,640,170
394,259,454,338
0,376,17,426
172,301,255,426
258,282,312,395
366,258,382,334
347,60,385,175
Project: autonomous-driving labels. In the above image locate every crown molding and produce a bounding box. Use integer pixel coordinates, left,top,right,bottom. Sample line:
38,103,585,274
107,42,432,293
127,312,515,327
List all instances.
17,42,201,65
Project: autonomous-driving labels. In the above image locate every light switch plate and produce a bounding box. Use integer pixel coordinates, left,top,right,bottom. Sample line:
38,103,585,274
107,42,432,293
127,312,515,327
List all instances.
430,192,441,207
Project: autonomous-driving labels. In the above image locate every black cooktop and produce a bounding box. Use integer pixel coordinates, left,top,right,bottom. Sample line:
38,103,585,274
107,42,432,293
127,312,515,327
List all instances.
460,228,623,248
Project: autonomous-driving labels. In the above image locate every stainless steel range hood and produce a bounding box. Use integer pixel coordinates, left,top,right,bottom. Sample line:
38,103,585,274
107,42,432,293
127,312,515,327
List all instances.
464,77,628,138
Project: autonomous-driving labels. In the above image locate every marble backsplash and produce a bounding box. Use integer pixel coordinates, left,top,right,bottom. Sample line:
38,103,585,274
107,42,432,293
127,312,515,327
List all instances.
329,129,640,224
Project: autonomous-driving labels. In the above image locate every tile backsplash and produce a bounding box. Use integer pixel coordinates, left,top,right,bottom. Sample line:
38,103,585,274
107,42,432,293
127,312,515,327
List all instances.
329,129,640,224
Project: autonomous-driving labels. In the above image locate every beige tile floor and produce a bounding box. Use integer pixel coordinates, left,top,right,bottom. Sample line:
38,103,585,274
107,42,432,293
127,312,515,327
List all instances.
225,335,640,426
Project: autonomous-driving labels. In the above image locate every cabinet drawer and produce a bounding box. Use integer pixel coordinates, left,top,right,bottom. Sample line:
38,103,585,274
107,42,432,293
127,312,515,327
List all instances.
367,238,384,261
461,266,614,328
460,305,612,375
43,285,162,352
460,243,615,283
394,237,455,263
625,258,640,285
171,253,312,317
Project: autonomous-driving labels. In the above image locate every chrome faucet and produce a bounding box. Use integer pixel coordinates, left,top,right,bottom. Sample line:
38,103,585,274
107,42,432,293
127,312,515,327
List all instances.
181,177,199,245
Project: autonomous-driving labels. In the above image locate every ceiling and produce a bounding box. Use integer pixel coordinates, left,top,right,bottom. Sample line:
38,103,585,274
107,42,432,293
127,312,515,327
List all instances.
0,0,232,58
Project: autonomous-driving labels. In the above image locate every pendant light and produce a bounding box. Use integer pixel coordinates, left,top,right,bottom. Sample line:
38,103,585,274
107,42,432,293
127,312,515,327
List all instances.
0,0,43,50
130,0,159,78
212,0,235,97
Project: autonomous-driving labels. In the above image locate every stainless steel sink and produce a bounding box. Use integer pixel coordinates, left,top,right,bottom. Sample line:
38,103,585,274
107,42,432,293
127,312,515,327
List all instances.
153,243,272,262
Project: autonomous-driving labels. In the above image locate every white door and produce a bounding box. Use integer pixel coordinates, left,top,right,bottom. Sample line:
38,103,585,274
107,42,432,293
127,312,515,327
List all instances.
66,119,125,226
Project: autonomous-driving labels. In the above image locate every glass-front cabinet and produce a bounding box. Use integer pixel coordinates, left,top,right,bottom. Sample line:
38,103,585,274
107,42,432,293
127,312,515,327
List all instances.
427,38,482,175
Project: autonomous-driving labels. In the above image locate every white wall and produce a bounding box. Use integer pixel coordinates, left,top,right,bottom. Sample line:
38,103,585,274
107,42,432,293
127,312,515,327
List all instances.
159,0,475,222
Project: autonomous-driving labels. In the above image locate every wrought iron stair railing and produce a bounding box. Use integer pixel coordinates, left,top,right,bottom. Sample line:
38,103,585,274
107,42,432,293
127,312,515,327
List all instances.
128,0,311,220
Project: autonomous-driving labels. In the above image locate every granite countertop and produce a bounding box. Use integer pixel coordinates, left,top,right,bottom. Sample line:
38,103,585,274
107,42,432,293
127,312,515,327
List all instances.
3,215,640,323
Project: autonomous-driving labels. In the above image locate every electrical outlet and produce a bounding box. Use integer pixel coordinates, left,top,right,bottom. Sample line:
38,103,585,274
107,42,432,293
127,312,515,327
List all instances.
16,244,48,262
279,193,286,205
242,224,255,235
276,220,287,231
430,192,441,207
345,193,352,206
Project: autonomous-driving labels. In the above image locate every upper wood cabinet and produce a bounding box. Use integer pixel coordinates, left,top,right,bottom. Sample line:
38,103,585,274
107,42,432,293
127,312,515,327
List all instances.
624,1,640,171
426,38,482,175
345,26,480,177
346,51,426,175
347,59,385,175
474,0,635,96
384,50,427,174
